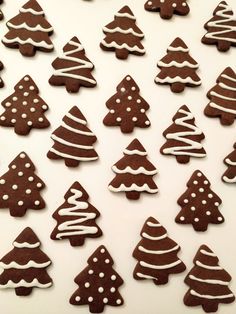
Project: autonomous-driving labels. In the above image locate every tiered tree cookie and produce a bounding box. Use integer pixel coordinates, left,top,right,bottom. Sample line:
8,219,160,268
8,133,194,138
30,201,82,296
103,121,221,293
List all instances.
0,0,3,20
49,37,97,93
70,245,124,313
47,106,98,168
0,75,50,135
202,1,236,52
0,152,46,217
184,245,235,312
144,0,190,20
51,181,102,247
0,60,4,88
155,37,201,93
222,143,236,184
100,6,145,60
103,75,151,133
160,105,206,164
204,67,236,126
2,0,54,57
175,170,224,232
108,139,158,200
0,227,52,296
133,217,186,285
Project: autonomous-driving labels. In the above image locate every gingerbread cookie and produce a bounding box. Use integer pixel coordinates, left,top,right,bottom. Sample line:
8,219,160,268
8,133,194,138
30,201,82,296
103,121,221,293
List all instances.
133,217,186,285
0,152,46,217
100,6,145,60
108,139,158,200
222,143,236,184
49,36,97,93
202,1,236,52
160,105,206,164
2,0,54,57
70,245,124,313
204,67,236,126
155,37,201,93
0,60,4,88
51,181,102,247
47,106,98,168
103,75,150,133
175,170,224,232
0,227,52,296
144,0,190,20
0,75,50,135
184,245,235,312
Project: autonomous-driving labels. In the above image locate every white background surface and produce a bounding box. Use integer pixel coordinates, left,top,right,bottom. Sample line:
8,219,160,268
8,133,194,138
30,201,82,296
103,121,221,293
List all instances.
0,0,236,313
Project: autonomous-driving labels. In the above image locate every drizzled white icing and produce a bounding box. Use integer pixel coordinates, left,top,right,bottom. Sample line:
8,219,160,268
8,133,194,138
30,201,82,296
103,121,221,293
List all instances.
225,158,236,166
52,40,96,85
108,183,158,193
223,175,236,183
50,148,98,161
103,26,143,37
219,82,236,92
200,249,216,257
7,22,53,32
66,112,87,125
190,289,234,300
136,272,157,280
168,46,189,52
55,188,98,239
138,244,179,255
123,148,147,156
196,260,223,270
0,278,52,289
115,12,136,20
222,74,236,82
51,135,94,150
13,241,40,249
2,37,53,49
0,260,51,269
157,60,198,68
61,121,95,136
142,232,167,241
155,76,201,85
210,91,236,102
100,40,145,54
189,275,229,286
112,165,157,175
140,260,182,270
147,221,161,227
20,7,44,15
209,102,236,114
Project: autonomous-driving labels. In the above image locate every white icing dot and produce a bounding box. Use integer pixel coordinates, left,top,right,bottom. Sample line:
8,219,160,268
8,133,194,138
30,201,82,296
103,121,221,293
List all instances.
116,117,122,122
191,193,196,198
182,2,187,6
100,248,105,253
215,202,220,206
33,99,39,103
88,297,93,302
191,206,196,211
2,194,9,200
75,296,80,302
0,116,6,121
121,87,125,92
34,200,40,206
98,287,104,293
145,121,150,125
110,109,115,114
18,201,24,206
24,92,29,97
172,3,177,7
29,85,35,90
11,119,16,123
27,121,33,126
126,76,131,81
37,183,42,188
19,85,23,89
116,299,122,305
105,259,110,264
25,163,30,168
20,153,25,158
116,99,121,103
26,189,31,194
137,99,141,103
204,180,208,185
199,188,204,192
218,217,223,221
111,275,116,280
132,117,137,122
21,113,27,118
131,86,136,91
110,287,116,293
18,171,23,177
12,108,17,113
206,211,211,216
202,200,207,205
140,109,145,113
38,118,44,122
183,199,188,204
85,282,90,288
28,176,34,182
0,179,5,184
128,96,132,100
5,102,11,107
148,1,152,4
22,101,27,105
103,298,108,304
88,269,94,275
194,218,199,222
12,165,16,169
93,257,98,262
208,193,213,198
99,272,105,278
12,184,18,190
180,216,185,221
126,107,131,112
24,76,29,81
42,105,47,110
197,172,202,177
13,97,18,101
193,180,198,185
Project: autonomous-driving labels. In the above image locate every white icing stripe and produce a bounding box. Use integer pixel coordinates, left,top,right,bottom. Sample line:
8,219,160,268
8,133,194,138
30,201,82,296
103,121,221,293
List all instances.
101,40,145,54
49,148,98,161
200,249,216,257
138,244,179,255
136,272,157,280
108,183,158,194
7,22,53,32
103,26,143,37
61,121,95,136
115,12,136,20
168,46,189,52
20,7,44,15
56,188,98,239
2,37,53,49
155,76,201,85
219,82,236,91
53,40,96,85
66,112,87,125
225,158,236,166
147,221,161,227
0,278,52,289
13,241,40,249
196,260,223,270
51,135,94,150
189,275,229,285
210,91,236,101
157,60,199,68
123,148,147,156
0,260,51,269
223,175,236,183
209,102,236,114
140,260,182,270
205,3,236,43
111,165,157,175
142,232,167,241
162,108,206,157
190,289,234,300
222,74,236,82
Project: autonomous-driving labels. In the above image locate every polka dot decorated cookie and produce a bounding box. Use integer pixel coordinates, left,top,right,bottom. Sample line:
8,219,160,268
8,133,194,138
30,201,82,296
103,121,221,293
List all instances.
145,0,189,20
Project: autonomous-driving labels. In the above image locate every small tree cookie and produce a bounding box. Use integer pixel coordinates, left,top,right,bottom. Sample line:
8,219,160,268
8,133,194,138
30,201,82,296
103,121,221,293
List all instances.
184,245,235,312
0,152,46,217
103,75,150,133
222,143,236,184
0,227,52,296
108,139,158,200
70,245,124,313
133,217,186,285
175,170,224,232
155,37,201,93
0,75,50,135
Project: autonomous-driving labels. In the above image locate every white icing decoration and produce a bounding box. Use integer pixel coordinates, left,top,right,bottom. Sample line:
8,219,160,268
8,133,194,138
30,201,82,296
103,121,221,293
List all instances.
51,135,94,150
0,278,52,289
111,165,157,175
210,91,236,102
196,260,223,270
123,148,147,156
222,74,236,82
157,60,198,68
189,275,229,286
147,221,161,227
55,188,98,239
209,102,236,114
20,7,44,15
13,241,40,249
100,40,145,54
7,22,53,32
138,244,179,255
142,232,167,241
52,40,96,85
103,26,143,37
108,183,158,194
200,249,216,257
2,37,53,49
60,121,95,136
136,272,157,280
49,148,98,161
223,175,236,183
190,289,234,300
140,260,182,270
219,82,236,91
115,12,136,20
155,76,201,85
0,260,51,270
66,112,87,125
162,108,206,157
168,46,189,52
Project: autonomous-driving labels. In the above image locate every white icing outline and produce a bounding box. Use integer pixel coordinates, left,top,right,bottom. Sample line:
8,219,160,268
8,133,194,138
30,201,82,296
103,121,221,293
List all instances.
189,275,229,286
138,244,179,255
209,102,236,114
190,289,234,300
13,241,40,249
0,278,52,289
196,260,222,270
49,148,98,161
142,232,167,241
20,7,44,15
140,260,182,270
155,76,201,85
168,46,189,52
111,165,157,175
2,37,53,49
7,22,53,33
103,26,143,37
0,260,51,269
108,183,158,193
115,12,136,20
101,40,145,54
123,148,147,156
157,60,199,68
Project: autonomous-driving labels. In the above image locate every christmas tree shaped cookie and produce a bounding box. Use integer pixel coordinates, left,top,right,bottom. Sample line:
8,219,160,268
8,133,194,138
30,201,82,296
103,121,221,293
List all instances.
202,1,236,52
2,0,54,56
100,6,145,60
204,67,236,126
176,170,224,232
133,217,186,285
160,105,206,164
103,75,151,133
155,37,201,93
0,59,4,88
0,75,50,135
222,143,236,183
49,37,97,93
51,181,102,247
108,139,158,200
0,152,46,217
184,245,235,312
144,0,190,20
0,227,52,296
47,106,98,168
70,245,124,313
